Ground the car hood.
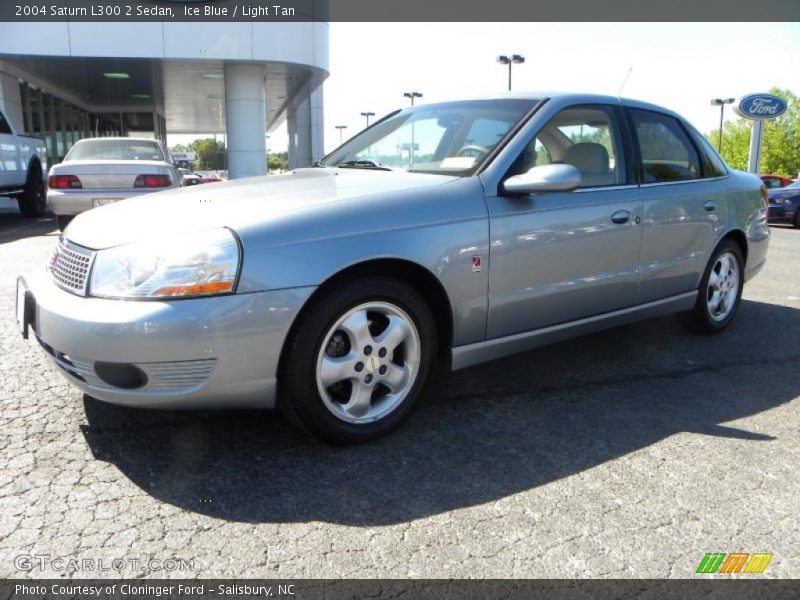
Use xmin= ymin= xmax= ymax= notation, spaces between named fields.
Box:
xmin=65 ymin=167 xmax=459 ymax=249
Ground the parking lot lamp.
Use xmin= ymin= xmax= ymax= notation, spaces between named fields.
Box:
xmin=710 ymin=97 xmax=735 ymax=152
xmin=403 ymin=92 xmax=423 ymax=106
xmin=335 ymin=125 xmax=348 ymax=144
xmin=497 ymin=54 xmax=525 ymax=91
xmin=361 ymin=111 xmax=375 ymax=128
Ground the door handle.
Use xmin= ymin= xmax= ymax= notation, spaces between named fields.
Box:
xmin=611 ymin=210 xmax=630 ymax=224
xmin=704 ymin=201 xmax=717 ymax=212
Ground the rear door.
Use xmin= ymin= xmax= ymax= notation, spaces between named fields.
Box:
xmin=627 ymin=108 xmax=727 ymax=303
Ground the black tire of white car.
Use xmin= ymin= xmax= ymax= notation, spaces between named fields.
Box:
xmin=680 ymin=239 xmax=745 ymax=334
xmin=279 ymin=277 xmax=436 ymax=444
xmin=56 ymin=215 xmax=73 ymax=231
xmin=17 ymin=166 xmax=46 ymax=218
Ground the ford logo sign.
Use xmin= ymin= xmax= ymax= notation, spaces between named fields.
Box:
xmin=733 ymin=94 xmax=788 ymax=121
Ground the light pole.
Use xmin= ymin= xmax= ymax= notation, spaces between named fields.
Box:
xmin=360 ymin=111 xmax=375 ymax=128
xmin=497 ymin=54 xmax=525 ymax=91
xmin=335 ymin=125 xmax=347 ymax=144
xmin=710 ymin=97 xmax=735 ymax=153
xmin=403 ymin=91 xmax=423 ymax=106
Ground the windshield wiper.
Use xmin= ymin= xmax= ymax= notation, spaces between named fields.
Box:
xmin=335 ymin=160 xmax=394 ymax=171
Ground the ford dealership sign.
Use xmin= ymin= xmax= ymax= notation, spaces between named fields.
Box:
xmin=734 ymin=94 xmax=788 ymax=120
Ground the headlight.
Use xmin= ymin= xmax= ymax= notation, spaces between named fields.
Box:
xmin=90 ymin=228 xmax=240 ymax=299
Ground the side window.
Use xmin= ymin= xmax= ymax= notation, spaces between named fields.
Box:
xmin=685 ymin=123 xmax=727 ymax=178
xmin=509 ymin=105 xmax=627 ymax=187
xmin=630 ymin=109 xmax=702 ymax=183
xmin=0 ymin=110 xmax=12 ymax=135
xmin=762 ymin=177 xmax=781 ymax=189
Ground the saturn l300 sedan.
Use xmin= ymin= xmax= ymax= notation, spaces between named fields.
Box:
xmin=17 ymin=92 xmax=769 ymax=443
xmin=47 ymin=137 xmax=181 ymax=231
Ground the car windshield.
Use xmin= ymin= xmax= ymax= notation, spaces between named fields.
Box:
xmin=321 ymin=99 xmax=538 ymax=175
xmin=784 ymin=180 xmax=800 ymax=189
xmin=66 ymin=140 xmax=164 ymax=161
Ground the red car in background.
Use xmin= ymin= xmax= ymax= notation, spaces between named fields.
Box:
xmin=760 ymin=174 xmax=795 ymax=189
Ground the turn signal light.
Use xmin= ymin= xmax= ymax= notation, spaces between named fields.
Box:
xmin=152 ymin=281 xmax=234 ymax=297
xmin=134 ymin=174 xmax=172 ymax=188
xmin=48 ymin=175 xmax=82 ymax=189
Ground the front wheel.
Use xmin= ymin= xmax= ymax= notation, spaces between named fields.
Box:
xmin=56 ymin=215 xmax=73 ymax=231
xmin=679 ymin=240 xmax=744 ymax=334
xmin=279 ymin=277 xmax=436 ymax=444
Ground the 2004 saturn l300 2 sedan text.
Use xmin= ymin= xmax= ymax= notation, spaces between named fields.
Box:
xmin=17 ymin=93 xmax=769 ymax=444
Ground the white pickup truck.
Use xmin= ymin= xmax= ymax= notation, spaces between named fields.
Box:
xmin=0 ymin=107 xmax=47 ymax=217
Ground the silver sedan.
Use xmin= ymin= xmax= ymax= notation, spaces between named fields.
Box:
xmin=47 ymin=137 xmax=181 ymax=231
xmin=18 ymin=93 xmax=769 ymax=443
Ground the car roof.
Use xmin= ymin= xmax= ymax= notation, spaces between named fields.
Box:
xmin=73 ymin=137 xmax=163 ymax=144
xmin=412 ymin=91 xmax=687 ymax=122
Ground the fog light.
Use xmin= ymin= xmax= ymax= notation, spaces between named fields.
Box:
xmin=94 ymin=362 xmax=148 ymax=389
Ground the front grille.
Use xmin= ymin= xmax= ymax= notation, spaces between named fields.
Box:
xmin=50 ymin=238 xmax=95 ymax=295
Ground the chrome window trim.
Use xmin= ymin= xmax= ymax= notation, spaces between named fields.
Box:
xmin=573 ymin=184 xmax=640 ymax=193
xmin=639 ymin=174 xmax=731 ymax=188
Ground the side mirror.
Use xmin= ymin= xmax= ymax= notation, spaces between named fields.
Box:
xmin=502 ymin=164 xmax=582 ymax=195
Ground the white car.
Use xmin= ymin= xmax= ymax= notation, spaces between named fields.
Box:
xmin=0 ymin=106 xmax=47 ymax=216
xmin=48 ymin=137 xmax=180 ymax=230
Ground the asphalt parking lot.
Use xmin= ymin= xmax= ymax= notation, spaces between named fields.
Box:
xmin=0 ymin=209 xmax=798 ymax=579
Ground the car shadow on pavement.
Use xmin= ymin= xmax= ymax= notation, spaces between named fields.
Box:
xmin=0 ymin=211 xmax=57 ymax=244
xmin=80 ymin=299 xmax=800 ymax=526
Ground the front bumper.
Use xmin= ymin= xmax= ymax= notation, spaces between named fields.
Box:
xmin=767 ymin=205 xmax=796 ymax=223
xmin=47 ymin=188 xmax=150 ymax=216
xmin=24 ymin=271 xmax=314 ymax=409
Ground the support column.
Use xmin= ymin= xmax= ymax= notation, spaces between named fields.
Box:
xmin=288 ymin=85 xmax=324 ymax=169
xmin=287 ymin=108 xmax=298 ymax=170
xmin=224 ymin=63 xmax=267 ymax=179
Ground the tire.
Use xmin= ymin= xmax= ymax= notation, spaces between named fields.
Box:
xmin=56 ymin=215 xmax=73 ymax=231
xmin=793 ymin=211 xmax=800 ymax=229
xmin=279 ymin=276 xmax=436 ymax=444
xmin=679 ymin=239 xmax=745 ymax=334
xmin=17 ymin=164 xmax=46 ymax=218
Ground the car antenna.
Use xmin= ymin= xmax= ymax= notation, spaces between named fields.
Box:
xmin=617 ymin=66 xmax=633 ymax=98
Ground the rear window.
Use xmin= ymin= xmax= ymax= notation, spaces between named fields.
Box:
xmin=66 ymin=140 xmax=164 ymax=161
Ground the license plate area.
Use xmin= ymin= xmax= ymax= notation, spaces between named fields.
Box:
xmin=93 ymin=197 xmax=122 ymax=207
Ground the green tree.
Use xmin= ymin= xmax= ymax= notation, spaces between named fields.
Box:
xmin=168 ymin=143 xmax=189 ymax=154
xmin=267 ymin=151 xmax=288 ymax=173
xmin=706 ymin=88 xmax=800 ymax=177
xmin=188 ymin=138 xmax=227 ymax=170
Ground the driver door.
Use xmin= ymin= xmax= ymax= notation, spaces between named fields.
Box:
xmin=485 ymin=104 xmax=644 ymax=338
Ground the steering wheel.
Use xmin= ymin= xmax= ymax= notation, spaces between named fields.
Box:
xmin=457 ymin=144 xmax=490 ymax=159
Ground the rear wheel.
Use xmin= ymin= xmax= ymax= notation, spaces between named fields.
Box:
xmin=17 ymin=165 xmax=46 ymax=218
xmin=279 ymin=277 xmax=436 ymax=444
xmin=793 ymin=210 xmax=800 ymax=229
xmin=56 ymin=215 xmax=73 ymax=231
xmin=679 ymin=240 xmax=744 ymax=334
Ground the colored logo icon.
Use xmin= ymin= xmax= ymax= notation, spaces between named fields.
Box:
xmin=696 ymin=552 xmax=773 ymax=574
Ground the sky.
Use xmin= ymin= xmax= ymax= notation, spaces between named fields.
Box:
xmin=170 ymin=22 xmax=800 ymax=156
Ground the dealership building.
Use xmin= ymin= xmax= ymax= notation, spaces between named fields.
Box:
xmin=0 ymin=19 xmax=328 ymax=177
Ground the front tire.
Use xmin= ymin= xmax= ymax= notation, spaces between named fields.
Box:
xmin=679 ymin=240 xmax=744 ymax=334
xmin=279 ymin=277 xmax=436 ymax=444
xmin=17 ymin=166 xmax=46 ymax=218
xmin=56 ymin=215 xmax=73 ymax=231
